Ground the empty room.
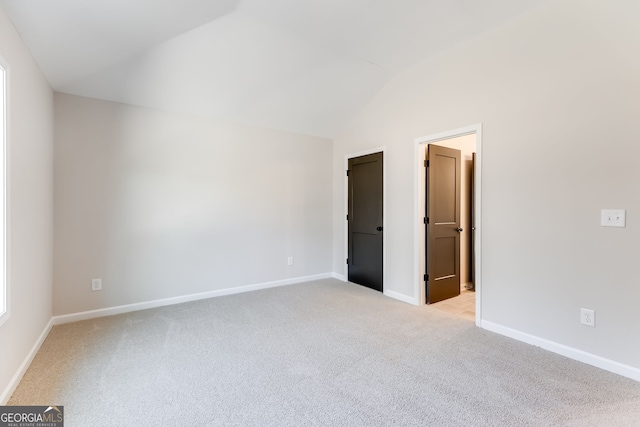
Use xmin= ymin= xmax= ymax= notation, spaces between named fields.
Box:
xmin=0 ymin=0 xmax=639 ymax=425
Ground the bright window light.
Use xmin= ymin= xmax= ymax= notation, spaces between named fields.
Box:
xmin=0 ymin=62 xmax=6 ymax=323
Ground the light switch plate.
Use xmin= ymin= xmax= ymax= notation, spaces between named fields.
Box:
xmin=601 ymin=209 xmax=625 ymax=227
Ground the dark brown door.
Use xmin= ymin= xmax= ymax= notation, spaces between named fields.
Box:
xmin=348 ymin=152 xmax=383 ymax=292
xmin=426 ymin=144 xmax=461 ymax=303
xmin=470 ymin=152 xmax=476 ymax=291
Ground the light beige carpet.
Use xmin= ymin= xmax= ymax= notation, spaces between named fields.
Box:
xmin=9 ymin=279 xmax=640 ymax=426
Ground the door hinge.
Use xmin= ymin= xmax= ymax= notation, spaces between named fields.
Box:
xmin=346 ymin=258 xmax=349 ymax=265
xmin=424 ymin=274 xmax=429 ymax=282
xmin=346 ymin=214 xmax=349 ymax=221
xmin=425 ymin=217 xmax=429 ymax=224
xmin=424 ymin=160 xmax=429 ymax=168
xmin=346 ymin=170 xmax=350 ymax=176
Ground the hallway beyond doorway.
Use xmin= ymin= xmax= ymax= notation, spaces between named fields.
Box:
xmin=429 ymin=288 xmax=475 ymax=322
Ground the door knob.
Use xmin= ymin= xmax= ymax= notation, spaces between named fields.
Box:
xmin=455 ymin=228 xmax=463 ymax=232
xmin=376 ymin=226 xmax=383 ymax=231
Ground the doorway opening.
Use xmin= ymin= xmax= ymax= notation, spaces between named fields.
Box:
xmin=414 ymin=125 xmax=482 ymax=325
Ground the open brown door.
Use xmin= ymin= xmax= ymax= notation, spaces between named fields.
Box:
xmin=426 ymin=144 xmax=461 ymax=303
xmin=348 ymin=152 xmax=383 ymax=292
xmin=470 ymin=152 xmax=476 ymax=291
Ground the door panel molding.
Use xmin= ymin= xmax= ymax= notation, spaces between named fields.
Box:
xmin=427 ymin=144 xmax=462 ymax=303
xmin=343 ymin=146 xmax=386 ymax=290
xmin=414 ymin=124 xmax=482 ymax=325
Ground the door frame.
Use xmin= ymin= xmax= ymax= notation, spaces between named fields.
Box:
xmin=414 ymin=124 xmax=482 ymax=325
xmin=344 ymin=147 xmax=387 ymax=291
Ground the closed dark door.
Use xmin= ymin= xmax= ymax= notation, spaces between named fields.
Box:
xmin=426 ymin=144 xmax=461 ymax=303
xmin=348 ymin=152 xmax=383 ymax=292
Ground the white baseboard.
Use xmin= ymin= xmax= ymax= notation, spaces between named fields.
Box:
xmin=384 ymin=289 xmax=419 ymax=305
xmin=333 ymin=273 xmax=418 ymax=305
xmin=53 ymin=273 xmax=333 ymax=325
xmin=0 ymin=318 xmax=54 ymax=405
xmin=481 ymin=320 xmax=640 ymax=382
xmin=332 ymin=272 xmax=346 ymax=281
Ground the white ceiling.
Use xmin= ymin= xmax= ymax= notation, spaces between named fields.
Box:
xmin=0 ymin=0 xmax=544 ymax=138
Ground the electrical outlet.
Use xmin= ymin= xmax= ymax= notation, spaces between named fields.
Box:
xmin=287 ymin=256 xmax=294 ymax=266
xmin=580 ymin=308 xmax=595 ymax=327
xmin=91 ymin=278 xmax=102 ymax=291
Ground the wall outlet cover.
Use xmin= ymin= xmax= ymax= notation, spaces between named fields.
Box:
xmin=580 ymin=308 xmax=595 ymax=327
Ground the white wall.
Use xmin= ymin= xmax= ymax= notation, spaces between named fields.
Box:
xmin=0 ymin=7 xmax=54 ymax=401
xmin=333 ymin=0 xmax=640 ymax=371
xmin=54 ymin=93 xmax=332 ymax=315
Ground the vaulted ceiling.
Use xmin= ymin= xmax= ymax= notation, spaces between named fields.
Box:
xmin=0 ymin=0 xmax=544 ymax=137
